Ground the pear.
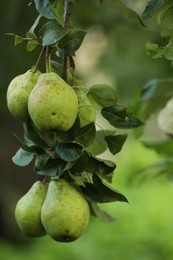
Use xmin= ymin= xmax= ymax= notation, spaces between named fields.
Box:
xmin=7 ymin=69 xmax=41 ymax=120
xmin=28 ymin=73 xmax=78 ymax=132
xmin=74 ymin=86 xmax=96 ymax=127
xmin=41 ymin=179 xmax=90 ymax=242
xmin=15 ymin=181 xmax=48 ymax=237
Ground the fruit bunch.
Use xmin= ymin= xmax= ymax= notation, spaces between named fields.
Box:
xmin=15 ymin=179 xmax=90 ymax=242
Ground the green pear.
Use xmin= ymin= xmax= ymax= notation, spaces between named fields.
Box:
xmin=15 ymin=181 xmax=48 ymax=237
xmin=74 ymin=86 xmax=96 ymax=127
xmin=7 ymin=69 xmax=41 ymax=120
xmin=41 ymin=179 xmax=90 ymax=242
xmin=28 ymin=73 xmax=78 ymax=132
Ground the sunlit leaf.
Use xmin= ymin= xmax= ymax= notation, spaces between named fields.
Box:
xmin=33 ymin=0 xmax=56 ymax=19
xmin=88 ymin=84 xmax=117 ymax=107
xmin=12 ymin=148 xmax=35 ymax=166
xmin=39 ymin=20 xmax=69 ymax=46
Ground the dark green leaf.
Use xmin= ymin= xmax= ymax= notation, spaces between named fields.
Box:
xmin=105 ymin=134 xmax=127 ymax=155
xmin=55 ymin=141 xmax=83 ymax=162
xmin=13 ymin=134 xmax=35 ymax=153
xmin=58 ymin=30 xmax=86 ymax=53
xmin=34 ymin=154 xmax=50 ymax=170
xmin=35 ymin=157 xmax=67 ymax=176
xmin=88 ymin=84 xmax=117 ymax=107
xmin=70 ymin=152 xmax=89 ymax=174
xmin=86 ymin=155 xmax=116 ymax=182
xmin=81 ymin=174 xmax=127 ymax=203
xmin=90 ymin=202 xmax=116 ymax=223
xmin=76 ymin=122 xmax=96 ymax=147
xmin=87 ymin=130 xmax=115 ymax=155
xmin=114 ymin=0 xmax=145 ymax=26
xmin=39 ymin=20 xmax=69 ymax=46
xmin=24 ymin=119 xmax=48 ymax=148
xmin=101 ymin=105 xmax=144 ymax=129
xmin=142 ymin=0 xmax=165 ymax=20
xmin=48 ymin=0 xmax=64 ymax=24
xmin=12 ymin=148 xmax=35 ymax=166
xmin=33 ymin=0 xmax=56 ymax=19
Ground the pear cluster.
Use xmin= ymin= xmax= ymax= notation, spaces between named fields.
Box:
xmin=15 ymin=179 xmax=90 ymax=242
xmin=7 ymin=70 xmax=96 ymax=131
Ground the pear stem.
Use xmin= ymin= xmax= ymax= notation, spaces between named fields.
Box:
xmin=34 ymin=46 xmax=45 ymax=72
xmin=45 ymin=45 xmax=52 ymax=73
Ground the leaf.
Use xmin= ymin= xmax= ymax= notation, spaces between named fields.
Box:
xmin=114 ymin=0 xmax=145 ymax=26
xmin=70 ymin=152 xmax=89 ymax=174
xmin=48 ymin=0 xmax=64 ymax=24
xmin=87 ymin=130 xmax=115 ymax=155
xmin=12 ymin=148 xmax=35 ymax=166
xmin=6 ymin=33 xmax=25 ymax=46
xmin=13 ymin=134 xmax=36 ymax=153
xmin=142 ymin=0 xmax=166 ymax=20
xmin=158 ymin=6 xmax=173 ymax=38
xmin=33 ymin=0 xmax=56 ymax=19
xmin=75 ymin=122 xmax=96 ymax=147
xmin=55 ymin=141 xmax=83 ymax=162
xmin=101 ymin=105 xmax=144 ymax=129
xmin=34 ymin=154 xmax=50 ymax=170
xmin=39 ymin=20 xmax=69 ymax=46
xmin=105 ymin=134 xmax=127 ymax=155
xmin=86 ymin=155 xmax=116 ymax=182
xmin=90 ymin=202 xmax=116 ymax=223
xmin=35 ymin=157 xmax=67 ymax=176
xmin=26 ymin=15 xmax=42 ymax=38
xmin=87 ymin=84 xmax=117 ymax=107
xmin=81 ymin=174 xmax=128 ymax=203
xmin=58 ymin=29 xmax=86 ymax=53
xmin=23 ymin=119 xmax=48 ymax=148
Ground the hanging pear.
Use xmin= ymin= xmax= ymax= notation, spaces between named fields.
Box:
xmin=15 ymin=181 xmax=48 ymax=237
xmin=28 ymin=72 xmax=78 ymax=132
xmin=41 ymin=179 xmax=90 ymax=242
xmin=7 ymin=69 xmax=41 ymax=120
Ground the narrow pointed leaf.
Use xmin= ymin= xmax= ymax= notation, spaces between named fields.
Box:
xmin=105 ymin=134 xmax=127 ymax=155
xmin=90 ymin=202 xmax=116 ymax=223
xmin=76 ymin=122 xmax=96 ymax=147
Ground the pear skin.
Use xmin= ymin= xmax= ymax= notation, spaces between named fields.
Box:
xmin=7 ymin=69 xmax=41 ymax=120
xmin=41 ymin=179 xmax=90 ymax=242
xmin=28 ymin=72 xmax=78 ymax=132
xmin=15 ymin=181 xmax=48 ymax=237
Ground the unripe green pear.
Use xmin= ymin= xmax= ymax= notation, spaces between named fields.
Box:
xmin=74 ymin=86 xmax=96 ymax=127
xmin=28 ymin=72 xmax=78 ymax=132
xmin=41 ymin=179 xmax=90 ymax=242
xmin=7 ymin=69 xmax=41 ymax=120
xmin=15 ymin=181 xmax=48 ymax=237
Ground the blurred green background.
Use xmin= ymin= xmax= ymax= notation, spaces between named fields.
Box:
xmin=1 ymin=1 xmax=173 ymax=259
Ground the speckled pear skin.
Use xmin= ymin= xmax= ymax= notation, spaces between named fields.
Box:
xmin=74 ymin=86 xmax=96 ymax=127
xmin=7 ymin=69 xmax=41 ymax=120
xmin=28 ymin=72 xmax=78 ymax=132
xmin=15 ymin=181 xmax=48 ymax=237
xmin=41 ymin=179 xmax=90 ymax=242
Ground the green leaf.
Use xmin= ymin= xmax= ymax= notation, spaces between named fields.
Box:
xmin=26 ymin=41 xmax=38 ymax=52
xmin=114 ymin=0 xmax=145 ymax=26
xmin=26 ymin=15 xmax=42 ymax=39
xmin=105 ymin=134 xmax=127 ymax=155
xmin=55 ymin=141 xmax=83 ymax=162
xmin=48 ymin=0 xmax=64 ymax=24
xmin=70 ymin=152 xmax=89 ymax=174
xmin=34 ymin=154 xmax=50 ymax=170
xmin=81 ymin=174 xmax=127 ymax=203
xmin=12 ymin=148 xmax=35 ymax=166
xmin=143 ymin=140 xmax=173 ymax=156
xmin=24 ymin=119 xmax=48 ymax=149
xmin=35 ymin=157 xmax=67 ymax=176
xmin=88 ymin=84 xmax=117 ymax=107
xmin=39 ymin=20 xmax=69 ymax=46
xmin=6 ymin=33 xmax=25 ymax=46
xmin=13 ymin=134 xmax=36 ymax=153
xmin=75 ymin=122 xmax=96 ymax=147
xmin=33 ymin=0 xmax=56 ymax=19
xmin=90 ymin=202 xmax=116 ymax=223
xmin=87 ymin=130 xmax=115 ymax=155
xmin=101 ymin=105 xmax=144 ymax=129
xmin=58 ymin=29 xmax=86 ymax=53
xmin=142 ymin=0 xmax=165 ymax=20
xmin=86 ymin=155 xmax=116 ymax=182
xmin=159 ymin=6 xmax=173 ymax=38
